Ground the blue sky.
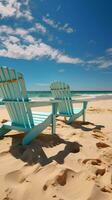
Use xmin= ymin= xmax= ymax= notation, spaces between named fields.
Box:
xmin=0 ymin=0 xmax=112 ymax=91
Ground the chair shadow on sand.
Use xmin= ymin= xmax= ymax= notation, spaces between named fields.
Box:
xmin=8 ymin=133 xmax=82 ymax=166
xmin=57 ymin=118 xmax=105 ymax=132
xmin=2 ymin=119 xmax=104 ymax=167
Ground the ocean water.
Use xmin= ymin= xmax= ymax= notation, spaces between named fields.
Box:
xmin=0 ymin=91 xmax=112 ymax=106
xmin=28 ymin=91 xmax=112 ymax=99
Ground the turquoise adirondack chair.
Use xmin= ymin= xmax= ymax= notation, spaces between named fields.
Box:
xmin=0 ymin=67 xmax=56 ymax=145
xmin=50 ymin=81 xmax=88 ymax=124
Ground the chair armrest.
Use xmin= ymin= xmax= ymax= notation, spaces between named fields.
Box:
xmin=50 ymin=98 xmax=88 ymax=108
xmin=71 ymin=99 xmax=88 ymax=109
xmin=71 ymin=99 xmax=87 ymax=103
xmin=29 ymin=101 xmax=51 ymax=107
xmin=50 ymin=98 xmax=88 ymax=103
xmin=82 ymin=101 xmax=88 ymax=109
xmin=29 ymin=100 xmax=58 ymax=116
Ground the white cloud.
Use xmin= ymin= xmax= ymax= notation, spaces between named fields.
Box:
xmin=35 ymin=23 xmax=47 ymax=34
xmin=0 ymin=26 xmax=29 ymax=37
xmin=1 ymin=25 xmax=111 ymax=69
xmin=0 ymin=25 xmax=34 ymax=42
xmin=56 ymin=54 xmax=83 ymax=64
xmin=15 ymin=28 xmax=29 ymax=36
xmin=106 ymin=48 xmax=112 ymax=56
xmin=0 ymin=0 xmax=33 ymax=21
xmin=0 ymin=23 xmax=47 ymax=37
xmin=0 ymin=26 xmax=82 ymax=64
xmin=43 ymin=16 xmax=75 ymax=33
xmin=25 ymin=35 xmax=35 ymax=43
xmin=43 ymin=16 xmax=58 ymax=28
xmin=1 ymin=26 xmax=111 ymax=69
xmin=87 ymin=56 xmax=112 ymax=69
xmin=6 ymin=35 xmax=20 ymax=43
xmin=58 ymin=23 xmax=74 ymax=33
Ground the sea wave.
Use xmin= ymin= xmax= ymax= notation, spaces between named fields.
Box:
xmin=0 ymin=93 xmax=112 ymax=106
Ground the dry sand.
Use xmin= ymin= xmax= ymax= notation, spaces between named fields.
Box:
xmin=0 ymin=99 xmax=112 ymax=200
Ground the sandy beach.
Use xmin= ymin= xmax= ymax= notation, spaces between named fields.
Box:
xmin=0 ymin=99 xmax=112 ymax=200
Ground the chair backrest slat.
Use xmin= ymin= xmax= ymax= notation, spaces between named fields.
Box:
xmin=17 ymin=72 xmax=34 ymax=128
xmin=8 ymin=68 xmax=30 ymax=128
xmin=0 ymin=67 xmax=34 ymax=128
xmin=0 ymin=67 xmax=19 ymax=123
xmin=50 ymin=81 xmax=74 ymax=116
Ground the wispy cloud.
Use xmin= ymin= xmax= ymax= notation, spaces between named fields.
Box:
xmin=58 ymin=69 xmax=65 ymax=73
xmin=0 ymin=25 xmax=29 ymax=36
xmin=35 ymin=23 xmax=47 ymax=34
xmin=87 ymin=56 xmax=112 ymax=69
xmin=43 ymin=15 xmax=75 ymax=33
xmin=0 ymin=24 xmax=47 ymax=40
xmin=0 ymin=25 xmax=35 ymax=44
xmin=0 ymin=25 xmax=82 ymax=64
xmin=56 ymin=55 xmax=83 ymax=64
xmin=0 ymin=9 xmax=112 ymax=72
xmin=88 ymin=40 xmax=96 ymax=45
xmin=106 ymin=48 xmax=112 ymax=56
xmin=0 ymin=0 xmax=33 ymax=21
xmin=56 ymin=5 xmax=61 ymax=12
xmin=0 ymin=25 xmax=111 ymax=69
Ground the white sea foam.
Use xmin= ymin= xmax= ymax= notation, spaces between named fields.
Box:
xmin=0 ymin=93 xmax=112 ymax=107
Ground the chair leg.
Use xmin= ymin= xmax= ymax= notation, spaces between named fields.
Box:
xmin=22 ymin=115 xmax=52 ymax=145
xmin=64 ymin=117 xmax=67 ymax=121
xmin=67 ymin=116 xmax=76 ymax=124
xmin=0 ymin=126 xmax=10 ymax=137
xmin=52 ymin=103 xmax=57 ymax=135
xmin=83 ymin=110 xmax=85 ymax=122
xmin=22 ymin=125 xmax=43 ymax=145
xmin=52 ymin=114 xmax=56 ymax=135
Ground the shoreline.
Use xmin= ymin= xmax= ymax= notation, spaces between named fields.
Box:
xmin=0 ymin=93 xmax=112 ymax=105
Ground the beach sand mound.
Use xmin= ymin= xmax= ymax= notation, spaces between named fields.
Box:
xmin=0 ymin=100 xmax=112 ymax=200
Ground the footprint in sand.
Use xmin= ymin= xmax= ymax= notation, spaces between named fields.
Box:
xmin=56 ymin=170 xmax=68 ymax=186
xmin=101 ymin=186 xmax=112 ymax=193
xmin=43 ymin=168 xmax=75 ymax=192
xmin=3 ymin=188 xmax=13 ymax=200
xmin=0 ymin=151 xmax=9 ymax=157
xmin=43 ymin=184 xmax=48 ymax=191
xmin=82 ymin=159 xmax=106 ymax=177
xmin=43 ymin=169 xmax=68 ymax=191
xmin=82 ymin=158 xmax=102 ymax=166
xmin=5 ymin=170 xmax=26 ymax=184
xmin=52 ymin=195 xmax=64 ymax=200
xmin=3 ymin=197 xmax=13 ymax=200
xmin=52 ymin=195 xmax=57 ymax=198
xmin=96 ymin=142 xmax=110 ymax=149
xmin=92 ymin=132 xmax=107 ymax=141
xmin=95 ymin=168 xmax=106 ymax=176
xmin=100 ymin=148 xmax=112 ymax=165
xmin=5 ymin=165 xmax=36 ymax=185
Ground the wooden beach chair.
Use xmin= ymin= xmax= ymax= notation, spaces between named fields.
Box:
xmin=50 ymin=81 xmax=88 ymax=124
xmin=0 ymin=67 xmax=56 ymax=145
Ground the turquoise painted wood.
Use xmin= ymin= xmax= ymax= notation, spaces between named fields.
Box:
xmin=0 ymin=67 xmax=56 ymax=145
xmin=50 ymin=81 xmax=88 ymax=124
